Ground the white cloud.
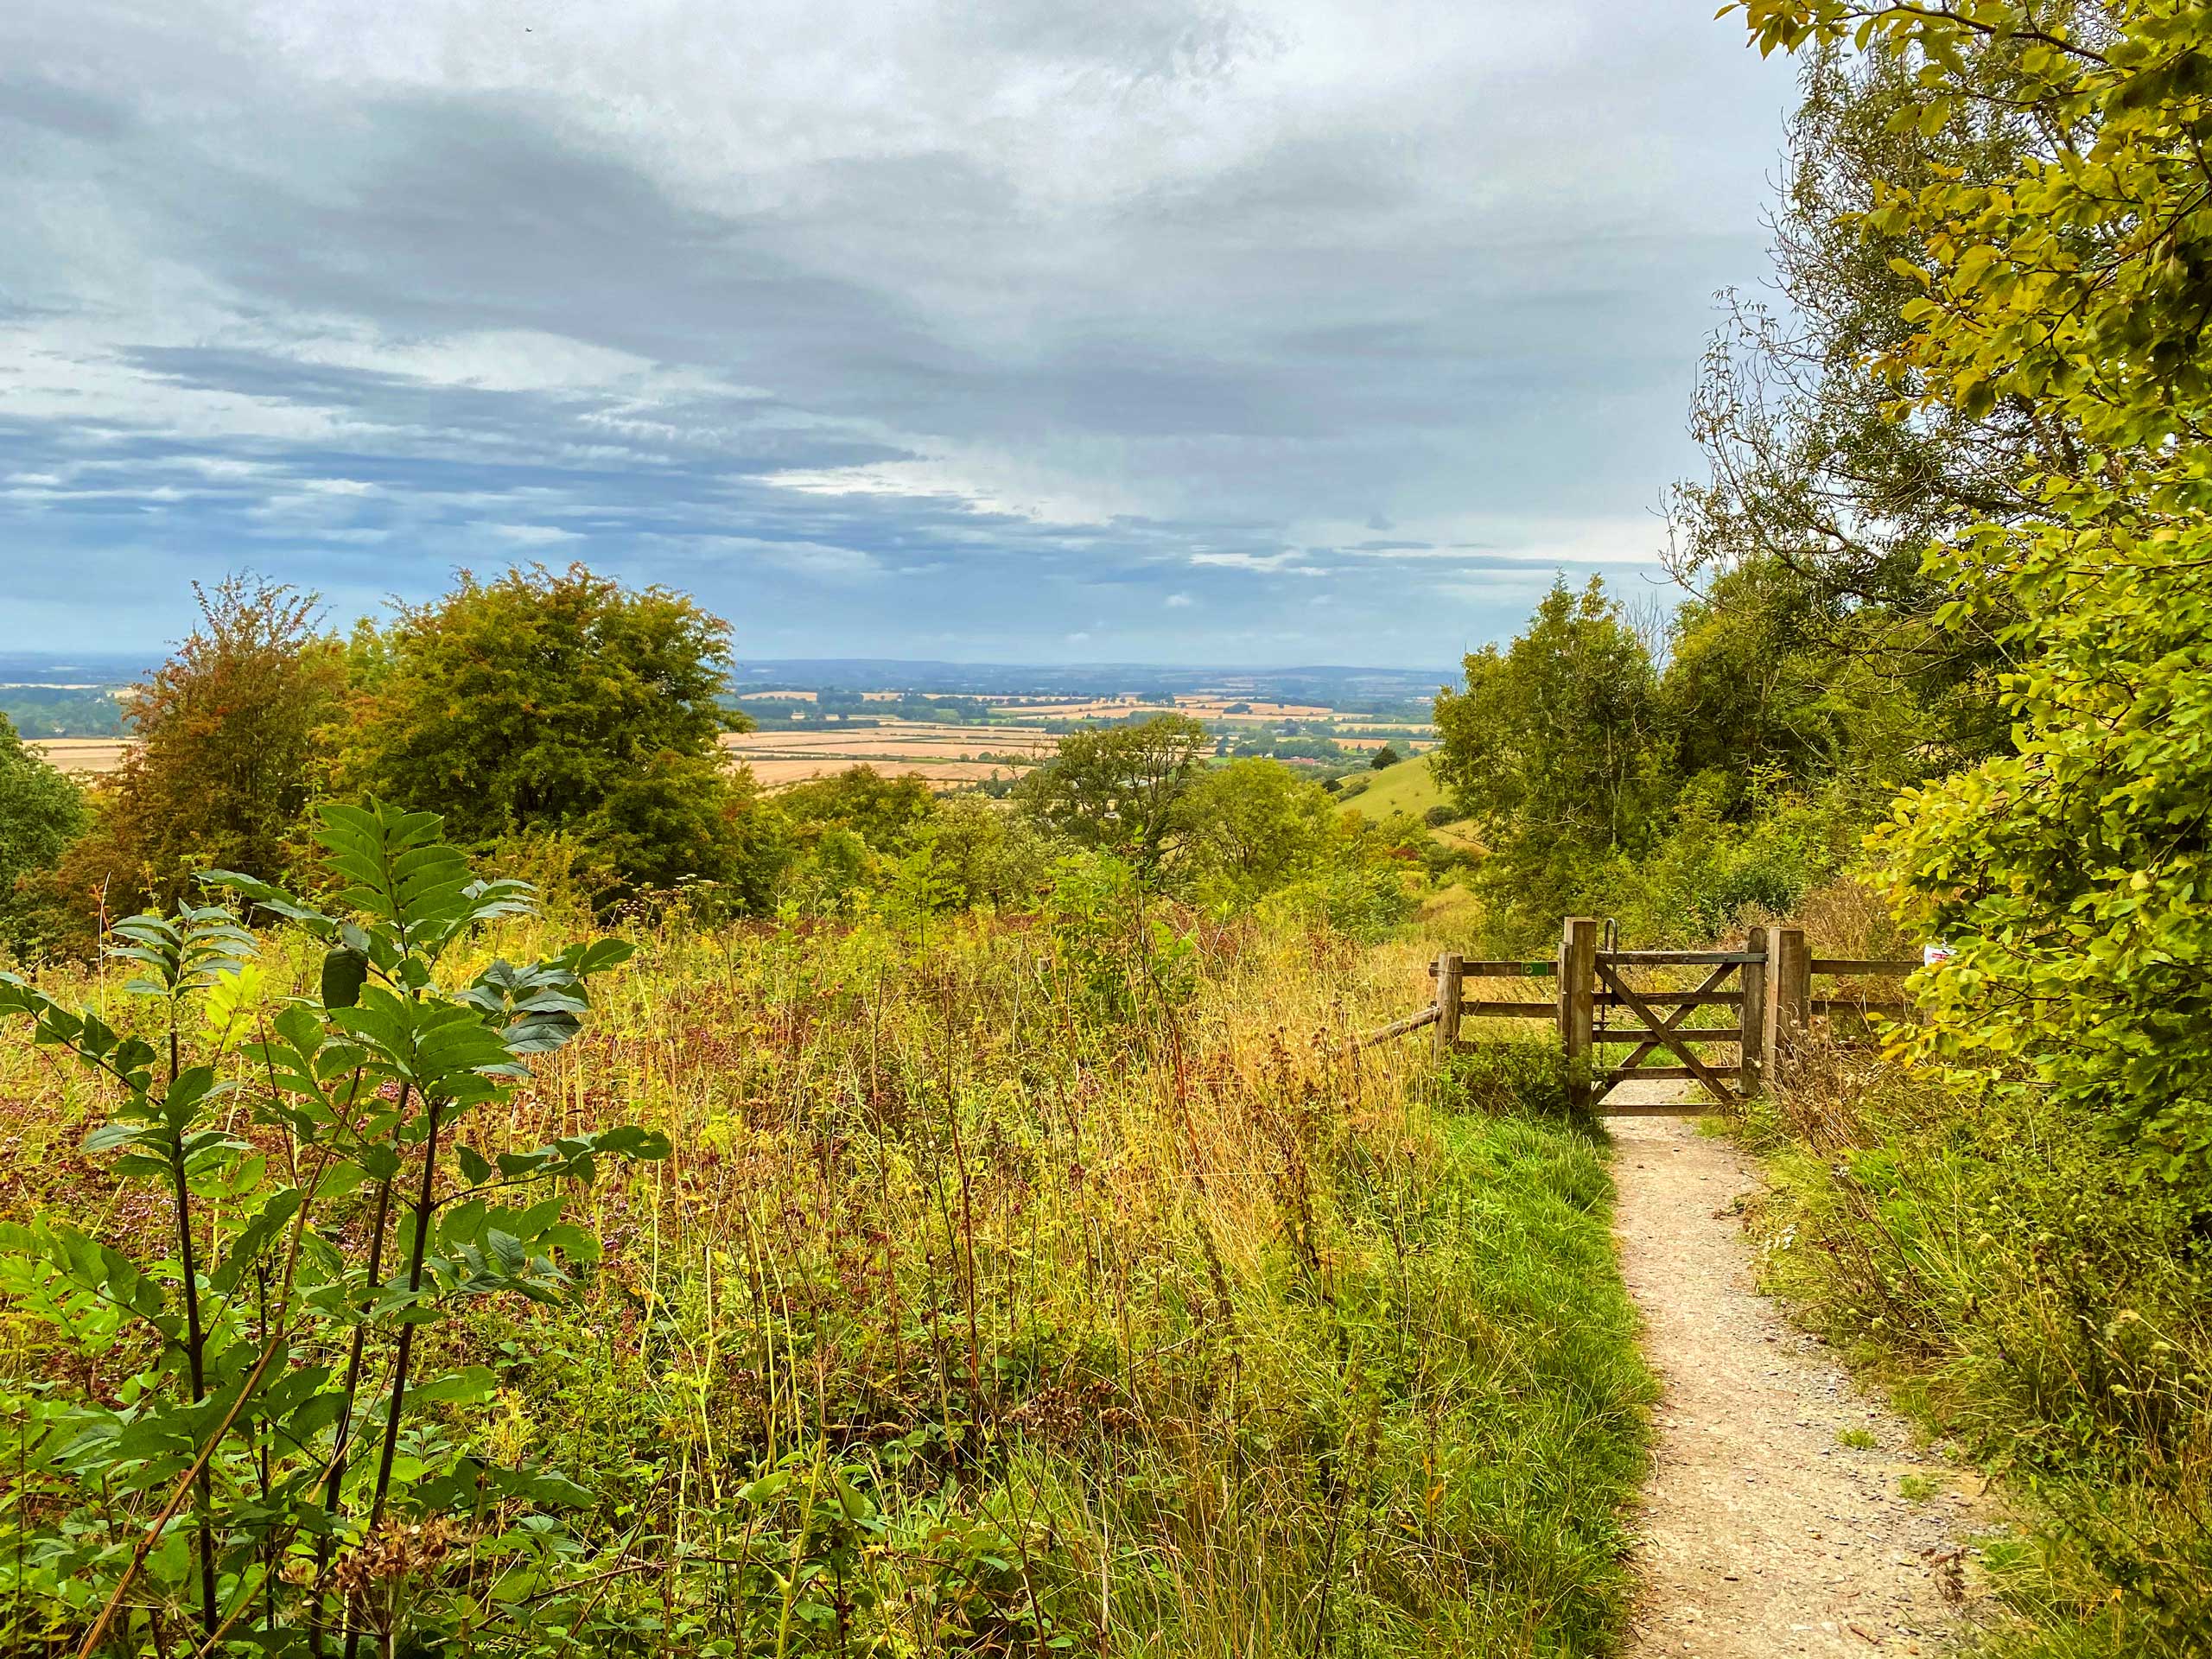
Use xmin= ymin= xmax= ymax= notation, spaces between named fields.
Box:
xmin=477 ymin=523 xmax=583 ymax=546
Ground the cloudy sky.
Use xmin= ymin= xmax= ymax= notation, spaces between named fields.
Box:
xmin=1 ymin=1 xmax=1789 ymax=666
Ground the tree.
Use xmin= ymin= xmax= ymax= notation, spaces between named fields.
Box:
xmin=59 ymin=575 xmax=345 ymax=923
xmin=1012 ymin=714 xmax=1209 ymax=874
xmin=918 ymin=792 xmax=1058 ymax=912
xmin=1664 ymin=24 xmax=2070 ymax=767
xmin=338 ymin=565 xmax=765 ymax=906
xmin=1733 ymin=2 xmax=2212 ymax=1185
xmin=1179 ymin=759 xmax=1338 ymax=902
xmin=1370 ymin=745 xmax=1401 ymax=770
xmin=778 ymin=766 xmax=938 ymax=856
xmin=0 ymin=714 xmax=86 ymax=954
xmin=1432 ymin=578 xmax=1671 ymax=936
xmin=1660 ymin=555 xmax=1944 ymax=821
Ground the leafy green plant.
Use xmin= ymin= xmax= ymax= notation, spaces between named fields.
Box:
xmin=1728 ymin=3 xmax=2212 ymax=1194
xmin=1043 ymin=851 xmax=1197 ymax=1026
xmin=0 ymin=801 xmax=666 ymax=1655
xmin=1432 ymin=1039 xmax=1579 ymax=1122
xmin=0 ymin=710 xmax=86 ymax=957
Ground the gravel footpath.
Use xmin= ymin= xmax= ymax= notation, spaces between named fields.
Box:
xmin=1611 ymin=1113 xmax=1982 ymax=1657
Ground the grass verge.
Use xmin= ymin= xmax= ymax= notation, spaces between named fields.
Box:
xmin=1734 ymin=1042 xmax=2212 ymax=1657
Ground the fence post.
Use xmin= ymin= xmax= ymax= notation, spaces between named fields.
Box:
xmin=1560 ymin=917 xmax=1599 ymax=1110
xmin=1433 ymin=952 xmax=1463 ymax=1057
xmin=1738 ymin=925 xmax=1770 ymax=1098
xmin=1766 ymin=925 xmax=1810 ymax=1083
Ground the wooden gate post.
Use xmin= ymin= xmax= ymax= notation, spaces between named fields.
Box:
xmin=1766 ymin=925 xmax=1810 ymax=1083
xmin=1738 ymin=925 xmax=1770 ymax=1097
xmin=1433 ymin=951 xmax=1463 ymax=1057
xmin=1559 ymin=917 xmax=1599 ymax=1110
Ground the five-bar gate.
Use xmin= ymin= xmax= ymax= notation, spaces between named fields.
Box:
xmin=1422 ymin=917 xmax=1914 ymax=1115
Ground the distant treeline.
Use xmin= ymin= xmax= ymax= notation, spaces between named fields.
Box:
xmin=0 ymin=564 xmax=1465 ymax=960
xmin=0 ymin=686 xmax=126 ymax=737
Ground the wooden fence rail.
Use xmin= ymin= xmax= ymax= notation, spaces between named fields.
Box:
xmin=1357 ymin=918 xmax=1922 ymax=1116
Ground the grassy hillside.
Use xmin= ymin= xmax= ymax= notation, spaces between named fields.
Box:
xmin=0 ymin=896 xmax=1651 ymax=1656
xmin=1337 ymin=754 xmax=1446 ymax=821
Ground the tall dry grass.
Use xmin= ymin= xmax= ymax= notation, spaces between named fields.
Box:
xmin=0 ymin=894 xmax=1653 ymax=1656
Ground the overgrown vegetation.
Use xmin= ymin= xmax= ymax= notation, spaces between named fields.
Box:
xmin=1411 ymin=5 xmax=2212 ymax=1649
xmin=0 ymin=842 xmax=1654 ymax=1654
xmin=1741 ymin=1026 xmax=2212 ymax=1657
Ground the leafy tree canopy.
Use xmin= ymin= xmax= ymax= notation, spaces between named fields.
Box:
xmin=59 ymin=575 xmax=344 ymax=923
xmin=778 ymin=766 xmax=938 ymax=855
xmin=0 ymin=714 xmax=86 ymax=954
xmin=338 ymin=564 xmax=764 ymax=906
xmin=1179 ymin=758 xmax=1339 ymax=903
xmin=1735 ymin=0 xmax=2212 ymax=1185
xmin=1433 ymin=578 xmax=1672 ymax=937
xmin=1012 ymin=714 xmax=1209 ymax=874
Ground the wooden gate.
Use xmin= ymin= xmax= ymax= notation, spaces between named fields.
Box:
xmin=1417 ymin=918 xmax=1915 ymax=1116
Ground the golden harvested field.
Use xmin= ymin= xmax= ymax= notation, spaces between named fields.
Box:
xmin=742 ymin=757 xmax=1031 ymax=787
xmin=719 ymin=721 xmax=1051 ymax=790
xmin=29 ymin=738 xmax=130 ymax=776
xmin=728 ymin=690 xmax=906 ymax=702
xmin=723 ymin=721 xmax=1053 ymax=753
xmin=1000 ymin=696 xmax=1340 ymax=720
xmin=28 ymin=716 xmax=1426 ymax=789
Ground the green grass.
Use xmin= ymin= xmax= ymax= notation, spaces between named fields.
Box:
xmin=1338 ymin=755 xmax=1450 ymax=823
xmin=0 ymin=904 xmax=1653 ymax=1656
xmin=1737 ymin=1047 xmax=2212 ymax=1657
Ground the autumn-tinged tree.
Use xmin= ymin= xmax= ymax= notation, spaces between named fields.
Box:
xmin=58 ymin=575 xmax=345 ymax=923
xmin=336 ymin=564 xmax=765 ymax=906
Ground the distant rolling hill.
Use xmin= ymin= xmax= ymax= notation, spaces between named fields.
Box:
xmin=1337 ymin=753 xmax=1445 ymax=819
xmin=1337 ymin=755 xmax=1482 ymax=852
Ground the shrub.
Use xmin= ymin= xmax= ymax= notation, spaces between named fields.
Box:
xmin=1433 ymin=1039 xmax=1579 ymax=1121
xmin=0 ymin=715 xmax=86 ymax=957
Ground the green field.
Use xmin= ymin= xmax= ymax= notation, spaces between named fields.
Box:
xmin=1337 ymin=753 xmax=1447 ymax=820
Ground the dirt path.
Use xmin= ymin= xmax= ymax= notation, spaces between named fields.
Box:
xmin=1610 ymin=1114 xmax=1980 ymax=1657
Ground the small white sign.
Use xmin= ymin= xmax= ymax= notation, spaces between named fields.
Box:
xmin=1923 ymin=942 xmax=1953 ymax=967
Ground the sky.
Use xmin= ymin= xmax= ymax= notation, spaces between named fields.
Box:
xmin=0 ymin=1 xmax=1791 ymax=667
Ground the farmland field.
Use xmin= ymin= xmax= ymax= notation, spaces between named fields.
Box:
xmin=1338 ymin=753 xmax=1446 ymax=819
xmin=31 ymin=707 xmax=1433 ymax=788
xmin=26 ymin=738 xmax=130 ymax=776
xmin=721 ymin=721 xmax=1052 ymax=789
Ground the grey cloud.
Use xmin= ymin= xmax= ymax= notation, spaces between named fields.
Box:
xmin=0 ymin=0 xmax=1789 ymax=662
xmin=0 ymin=73 xmax=131 ymax=141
